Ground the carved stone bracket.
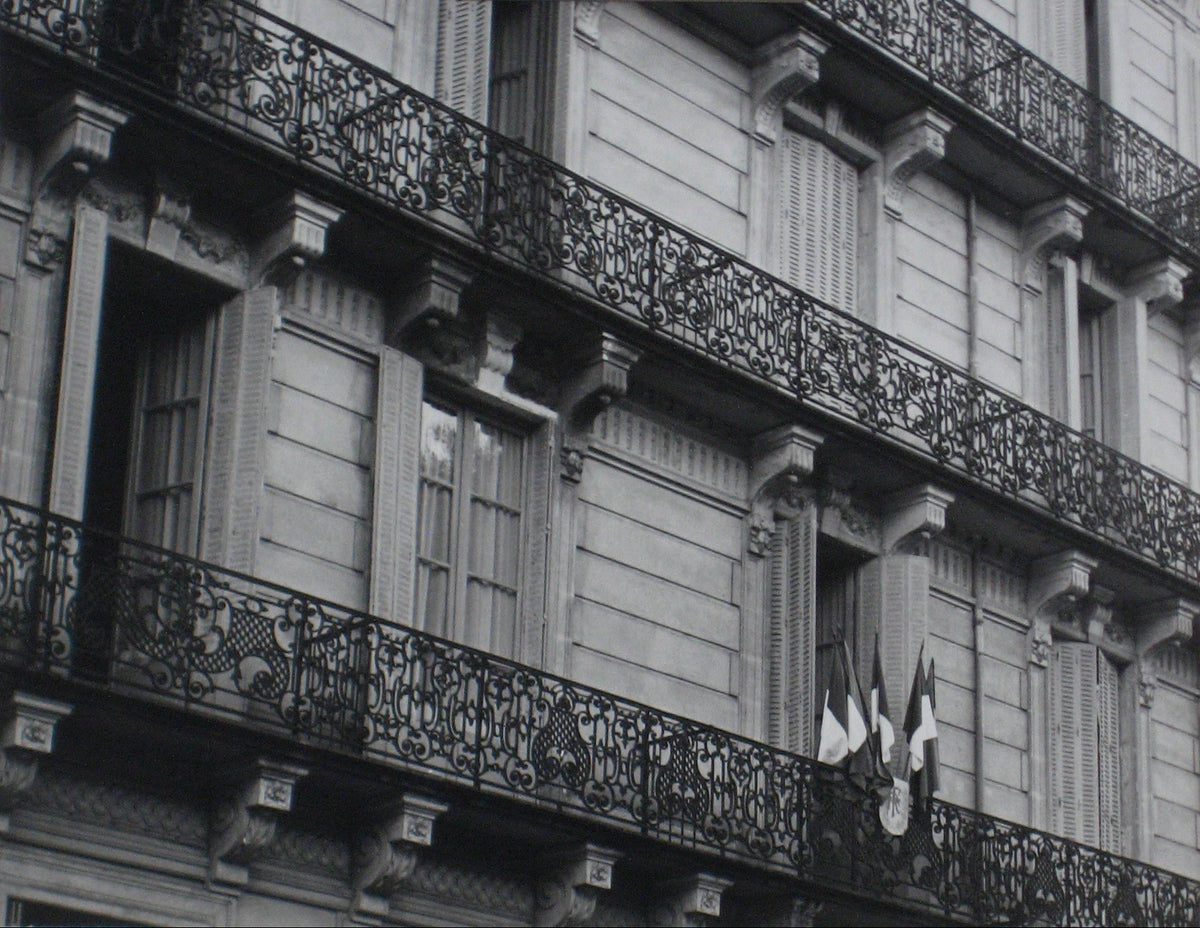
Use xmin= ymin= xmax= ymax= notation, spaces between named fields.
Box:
xmin=209 ymin=758 xmax=308 ymax=885
xmin=880 ymin=483 xmax=954 ymax=554
xmin=651 ymin=873 xmax=733 ymax=927
xmin=390 ymin=252 xmax=474 ymax=342
xmin=574 ymin=0 xmax=606 ymax=46
xmin=750 ymin=29 xmax=826 ymax=145
xmin=1019 ymin=196 xmax=1088 ymax=295
xmin=1027 ymin=549 xmax=1096 ymax=666
xmin=1133 ymin=597 xmax=1198 ymax=656
xmin=747 ymin=424 xmax=824 ymax=556
xmin=534 ymin=843 xmax=622 ymax=927
xmin=558 ymin=333 xmax=640 ymax=482
xmin=351 ymin=793 xmax=449 ymax=918
xmin=1138 ymin=663 xmax=1158 ymax=708
xmin=146 ymin=176 xmax=191 ymax=259
xmin=478 ymin=312 xmax=523 ymax=396
xmin=26 ymin=91 xmax=129 ymax=270
xmin=1126 ymin=256 xmax=1190 ymax=317
xmin=882 ymin=108 xmax=953 ymax=219
xmin=0 ymin=692 xmax=72 ymax=832
xmin=252 ymin=190 xmax=343 ymax=286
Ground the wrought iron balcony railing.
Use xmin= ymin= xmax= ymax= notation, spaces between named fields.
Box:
xmin=798 ymin=0 xmax=1200 ymax=259
xmin=4 ymin=4 xmax=1200 ymax=588
xmin=1 ymin=495 xmax=1197 ymax=925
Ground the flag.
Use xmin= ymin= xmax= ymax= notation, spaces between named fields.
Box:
xmin=869 ymin=637 xmax=895 ymax=785
xmin=842 ymin=640 xmax=873 ymax=788
xmin=924 ymin=657 xmax=941 ymax=801
xmin=903 ymin=650 xmax=940 ymax=809
xmin=817 ymin=647 xmax=849 ymax=765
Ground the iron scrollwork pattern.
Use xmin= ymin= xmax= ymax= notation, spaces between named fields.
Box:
xmin=0 ymin=496 xmax=1199 ymax=925
xmin=6 ymin=1 xmax=1200 ymax=586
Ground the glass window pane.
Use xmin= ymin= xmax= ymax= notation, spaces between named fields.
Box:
xmin=420 ymin=402 xmax=458 ymax=483
xmin=471 ymin=419 xmax=523 ymax=506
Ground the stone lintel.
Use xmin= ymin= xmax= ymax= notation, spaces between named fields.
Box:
xmin=390 ymin=253 xmax=474 ymax=341
xmin=1126 ymin=256 xmax=1190 ymax=317
xmin=1019 ymin=196 xmax=1089 ymax=294
xmin=1133 ymin=597 xmax=1198 ymax=655
xmin=1029 ymin=549 xmax=1096 ymax=620
xmin=534 ymin=843 xmax=623 ymax=927
xmin=882 ymin=108 xmax=953 ymax=219
xmin=35 ymin=91 xmax=129 ymax=194
xmin=750 ymin=28 xmax=827 ymax=145
xmin=252 ymin=190 xmax=343 ymax=285
xmin=880 ymin=483 xmax=954 ymax=553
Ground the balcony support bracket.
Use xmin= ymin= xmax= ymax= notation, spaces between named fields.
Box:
xmin=1027 ymin=549 xmax=1097 ymax=665
xmin=881 ymin=483 xmax=954 ymax=554
xmin=251 ymin=190 xmax=344 ymax=287
xmin=351 ymin=792 xmax=449 ymax=918
xmin=1020 ymin=197 xmax=1088 ymax=295
xmin=651 ymin=872 xmax=733 ymax=927
xmin=750 ymin=29 xmax=827 ymax=145
xmin=533 ymin=842 xmax=622 ymax=926
xmin=1127 ymin=256 xmax=1190 ymax=318
xmin=883 ymin=109 xmax=953 ymax=219
xmin=26 ymin=91 xmax=129 ymax=270
xmin=0 ymin=692 xmax=72 ymax=833
xmin=390 ymin=252 xmax=475 ymax=342
xmin=747 ymin=424 xmax=824 ymax=556
xmin=208 ymin=758 xmax=308 ymax=886
xmin=558 ymin=333 xmax=641 ymax=482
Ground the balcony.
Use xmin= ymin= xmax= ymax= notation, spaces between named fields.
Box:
xmin=0 ymin=494 xmax=1196 ymax=924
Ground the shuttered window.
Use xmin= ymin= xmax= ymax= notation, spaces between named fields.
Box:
xmin=1042 ymin=0 xmax=1089 ymax=86
xmin=1049 ymin=642 xmax=1123 ymax=853
xmin=768 ymin=505 xmax=817 ymax=754
xmin=416 ymin=398 xmax=535 ymax=656
xmin=1079 ymin=304 xmax=1106 ymax=441
xmin=126 ymin=314 xmax=213 ymax=554
xmin=435 ymin=0 xmax=491 ymax=123
xmin=489 ymin=1 xmax=553 ymax=150
xmin=777 ymin=130 xmax=858 ymax=313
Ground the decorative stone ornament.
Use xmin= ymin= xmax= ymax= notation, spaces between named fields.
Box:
xmin=208 ymin=758 xmax=308 ymax=885
xmin=0 ymin=692 xmax=72 ymax=832
xmin=880 ymin=483 xmax=954 ymax=554
xmin=351 ymin=793 xmax=449 ymax=918
xmin=1019 ymin=196 xmax=1088 ymax=295
xmin=252 ymin=190 xmax=344 ymax=286
xmin=558 ymin=333 xmax=640 ymax=482
xmin=651 ymin=873 xmax=733 ymax=927
xmin=746 ymin=424 xmax=824 ymax=556
xmin=1127 ymin=256 xmax=1189 ymax=318
xmin=882 ymin=109 xmax=953 ymax=219
xmin=533 ymin=843 xmax=622 ymax=926
xmin=750 ymin=29 xmax=827 ymax=145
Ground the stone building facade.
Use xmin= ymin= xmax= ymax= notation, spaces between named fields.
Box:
xmin=2 ymin=0 xmax=1200 ymax=924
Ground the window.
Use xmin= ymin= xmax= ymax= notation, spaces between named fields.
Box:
xmin=415 ymin=398 xmax=526 ymax=654
xmin=777 ymin=129 xmax=858 ymax=313
xmin=6 ymin=899 xmax=150 ymax=928
xmin=125 ymin=314 xmax=213 ymax=553
xmin=489 ymin=1 xmax=552 ymax=150
xmin=1049 ymin=641 xmax=1123 ymax=853
xmin=1078 ymin=288 xmax=1112 ymax=442
xmin=814 ymin=543 xmax=861 ymax=737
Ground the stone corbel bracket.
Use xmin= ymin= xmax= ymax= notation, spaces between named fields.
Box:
xmin=352 ymin=793 xmax=449 ymax=918
xmin=1127 ymin=256 xmax=1190 ymax=318
xmin=390 ymin=252 xmax=475 ymax=344
xmin=1027 ymin=549 xmax=1097 ymax=666
xmin=1131 ymin=598 xmax=1197 ymax=709
xmin=574 ymin=0 xmax=606 ymax=46
xmin=208 ymin=758 xmax=308 ymax=886
xmin=558 ymin=333 xmax=640 ymax=482
xmin=478 ymin=312 xmax=523 ymax=396
xmin=882 ymin=108 xmax=953 ymax=219
xmin=0 ymin=692 xmax=72 ymax=832
xmin=747 ymin=424 xmax=824 ymax=557
xmin=651 ymin=873 xmax=734 ymax=927
xmin=880 ymin=483 xmax=954 ymax=554
xmin=26 ymin=91 xmax=129 ymax=270
xmin=1019 ymin=196 xmax=1088 ymax=295
xmin=145 ymin=176 xmax=191 ymax=260
xmin=533 ymin=843 xmax=622 ymax=927
xmin=749 ymin=29 xmax=827 ymax=145
xmin=251 ymin=190 xmax=343 ymax=287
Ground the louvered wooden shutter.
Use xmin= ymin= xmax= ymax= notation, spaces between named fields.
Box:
xmin=436 ymin=0 xmax=491 ymax=123
xmin=768 ymin=505 xmax=817 ymax=753
xmin=1043 ymin=0 xmax=1087 ymax=85
xmin=1097 ymin=651 xmax=1123 ymax=854
xmin=519 ymin=421 xmax=553 ymax=665
xmin=370 ymin=346 xmax=424 ymax=624
xmin=778 ymin=131 xmax=858 ymax=313
xmin=50 ymin=204 xmax=109 ymax=519
xmin=200 ymin=287 xmax=276 ymax=573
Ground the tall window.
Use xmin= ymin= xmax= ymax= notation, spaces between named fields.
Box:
xmin=777 ymin=129 xmax=858 ymax=313
xmin=488 ymin=1 xmax=552 ymax=150
xmin=1078 ymin=292 xmax=1110 ymax=442
xmin=1049 ymin=641 xmax=1123 ymax=853
xmin=415 ymin=398 xmax=526 ymax=654
xmin=125 ymin=315 xmax=213 ymax=553
xmin=814 ymin=545 xmax=860 ymax=735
